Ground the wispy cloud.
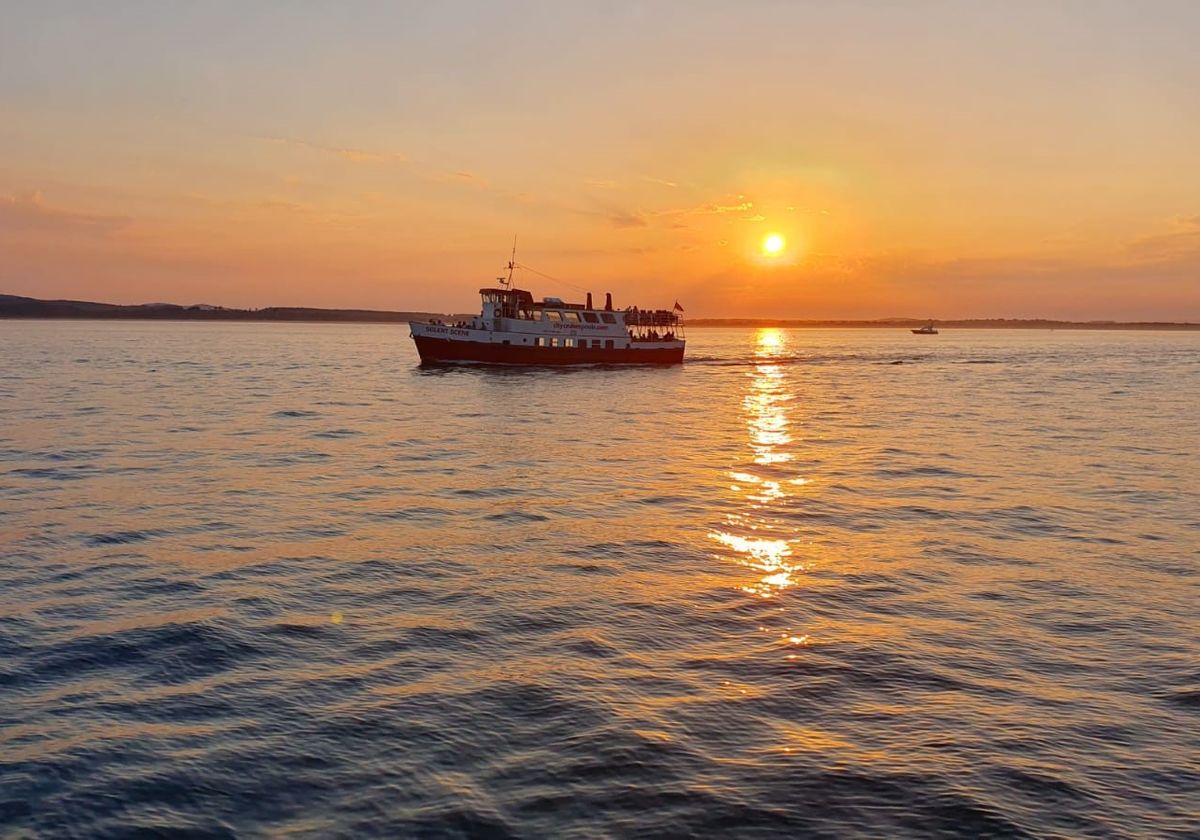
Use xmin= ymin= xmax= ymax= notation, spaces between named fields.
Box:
xmin=261 ymin=136 xmax=408 ymax=164
xmin=1125 ymin=213 xmax=1200 ymax=260
xmin=655 ymin=200 xmax=753 ymax=218
xmin=570 ymin=194 xmax=759 ymax=232
xmin=697 ymin=201 xmax=753 ymax=215
xmin=643 ymin=176 xmax=678 ymax=188
xmin=0 ymin=191 xmax=130 ymax=236
xmin=610 ymin=210 xmax=648 ymax=228
xmin=428 ymin=170 xmax=490 ymax=188
xmin=258 ymin=199 xmax=314 ymax=212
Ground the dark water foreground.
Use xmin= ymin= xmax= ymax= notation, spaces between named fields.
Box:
xmin=2 ymin=323 xmax=1197 ymax=838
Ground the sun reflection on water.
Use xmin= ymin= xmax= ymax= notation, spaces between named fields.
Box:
xmin=710 ymin=329 xmax=807 ymax=599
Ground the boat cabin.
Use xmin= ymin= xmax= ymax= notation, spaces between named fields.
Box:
xmin=479 ymin=287 xmax=535 ymax=319
xmin=473 ymin=286 xmax=683 ymax=342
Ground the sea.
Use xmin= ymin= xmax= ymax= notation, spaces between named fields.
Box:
xmin=1 ymin=321 xmax=1197 ymax=839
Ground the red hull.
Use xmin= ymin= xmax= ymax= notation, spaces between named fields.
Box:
xmin=414 ymin=336 xmax=683 ymax=366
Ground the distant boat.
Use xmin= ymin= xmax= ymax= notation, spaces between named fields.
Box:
xmin=912 ymin=321 xmax=938 ymax=335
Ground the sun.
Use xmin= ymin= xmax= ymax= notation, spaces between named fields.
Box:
xmin=763 ymin=233 xmax=785 ymax=256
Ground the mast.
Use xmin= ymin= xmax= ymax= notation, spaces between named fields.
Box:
xmin=503 ymin=235 xmax=517 ymax=289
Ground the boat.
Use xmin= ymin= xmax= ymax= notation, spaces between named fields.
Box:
xmin=911 ymin=321 xmax=938 ymax=335
xmin=409 ymin=254 xmax=685 ymax=365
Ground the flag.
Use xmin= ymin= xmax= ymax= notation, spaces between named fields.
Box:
xmin=673 ymin=301 xmax=684 ymax=312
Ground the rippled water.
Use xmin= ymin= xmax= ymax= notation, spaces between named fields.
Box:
xmin=2 ymin=321 xmax=1198 ymax=838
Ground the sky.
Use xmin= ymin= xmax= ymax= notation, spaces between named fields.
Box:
xmin=2 ymin=0 xmax=1199 ymax=319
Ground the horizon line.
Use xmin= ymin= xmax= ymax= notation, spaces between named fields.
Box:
xmin=3 ymin=292 xmax=1199 ymax=329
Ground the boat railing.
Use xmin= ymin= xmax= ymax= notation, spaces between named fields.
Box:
xmin=624 ymin=310 xmax=681 ymax=327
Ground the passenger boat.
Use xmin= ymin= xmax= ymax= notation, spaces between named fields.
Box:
xmin=911 ymin=321 xmax=938 ymax=335
xmin=409 ymin=256 xmax=685 ymax=365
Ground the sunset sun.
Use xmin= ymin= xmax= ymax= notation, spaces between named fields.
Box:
xmin=763 ymin=233 xmax=785 ymax=256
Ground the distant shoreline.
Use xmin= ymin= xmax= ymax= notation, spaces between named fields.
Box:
xmin=2 ymin=293 xmax=1197 ymax=330
xmin=687 ymin=318 xmax=1200 ymax=330
xmin=0 ymin=293 xmax=467 ymax=325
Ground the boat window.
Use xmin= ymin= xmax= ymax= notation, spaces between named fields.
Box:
xmin=581 ymin=312 xmax=598 ymax=323
xmin=563 ymin=311 xmax=581 ymax=322
xmin=564 ymin=338 xmax=575 ymax=348
xmin=550 ymin=337 xmax=560 ymax=347
xmin=592 ymin=340 xmax=602 ymax=348
xmin=605 ymin=340 xmax=614 ymax=349
xmin=546 ymin=311 xmax=562 ymax=322
xmin=600 ymin=313 xmax=616 ymax=324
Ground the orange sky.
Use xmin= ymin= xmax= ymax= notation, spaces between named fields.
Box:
xmin=2 ymin=2 xmax=1199 ymax=319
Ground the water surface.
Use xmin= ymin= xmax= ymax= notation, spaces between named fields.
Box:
xmin=2 ymin=322 xmax=1198 ymax=837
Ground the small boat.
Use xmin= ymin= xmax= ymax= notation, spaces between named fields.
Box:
xmin=912 ymin=321 xmax=938 ymax=335
xmin=409 ymin=250 xmax=685 ymax=365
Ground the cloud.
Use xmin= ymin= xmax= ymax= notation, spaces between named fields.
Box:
xmin=658 ymin=200 xmax=753 ymax=218
xmin=498 ymin=190 xmax=539 ymax=205
xmin=1124 ymin=213 xmax=1200 ymax=261
xmin=696 ymin=201 xmax=753 ymax=215
xmin=258 ymin=199 xmax=313 ymax=212
xmin=741 ymin=214 xmax=766 ymax=222
xmin=0 ymin=191 xmax=131 ymax=236
xmin=602 ymin=199 xmax=755 ymax=228
xmin=333 ymin=148 xmax=398 ymax=163
xmin=643 ymin=176 xmax=678 ymax=188
xmin=584 ymin=178 xmax=618 ymax=189
xmin=573 ymin=194 xmax=760 ymax=231
xmin=610 ymin=211 xmax=648 ymax=228
xmin=427 ymin=170 xmax=490 ymax=189
xmin=261 ymin=136 xmax=407 ymax=164
xmin=572 ymin=197 xmax=650 ymax=229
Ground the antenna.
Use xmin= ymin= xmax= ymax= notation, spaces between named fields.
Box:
xmin=502 ymin=235 xmax=517 ymax=289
